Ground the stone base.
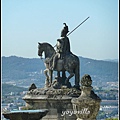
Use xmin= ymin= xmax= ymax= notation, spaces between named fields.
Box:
xmin=2 ymin=109 xmax=48 ymax=120
xmin=71 ymin=90 xmax=101 ymax=120
xmin=23 ymin=87 xmax=81 ymax=120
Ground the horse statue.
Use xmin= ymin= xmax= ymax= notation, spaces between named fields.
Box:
xmin=38 ymin=42 xmax=80 ymax=89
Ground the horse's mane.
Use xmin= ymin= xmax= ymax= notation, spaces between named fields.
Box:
xmin=42 ymin=42 xmax=54 ymax=51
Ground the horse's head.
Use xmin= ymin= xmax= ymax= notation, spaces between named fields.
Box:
xmin=38 ymin=42 xmax=55 ymax=59
xmin=38 ymin=42 xmax=44 ymax=57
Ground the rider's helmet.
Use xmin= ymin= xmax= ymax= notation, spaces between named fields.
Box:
xmin=61 ymin=23 xmax=69 ymax=37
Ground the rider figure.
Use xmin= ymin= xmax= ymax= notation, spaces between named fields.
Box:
xmin=51 ymin=23 xmax=71 ymax=70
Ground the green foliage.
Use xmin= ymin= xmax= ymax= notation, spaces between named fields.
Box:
xmin=105 ymin=118 xmax=118 ymax=120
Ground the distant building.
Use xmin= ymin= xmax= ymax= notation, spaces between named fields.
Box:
xmin=100 ymin=105 xmax=118 ymax=113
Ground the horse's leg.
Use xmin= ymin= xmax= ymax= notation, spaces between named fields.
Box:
xmin=44 ymin=63 xmax=50 ymax=80
xmin=74 ymin=64 xmax=80 ymax=88
xmin=48 ymin=69 xmax=53 ymax=85
xmin=62 ymin=71 xmax=66 ymax=84
xmin=62 ymin=71 xmax=66 ymax=79
xmin=44 ymin=69 xmax=49 ymax=80
xmin=65 ymin=70 xmax=74 ymax=85
xmin=44 ymin=69 xmax=49 ymax=87
xmin=73 ymin=58 xmax=80 ymax=89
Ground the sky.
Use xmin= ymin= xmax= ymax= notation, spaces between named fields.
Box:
xmin=1 ymin=0 xmax=119 ymax=60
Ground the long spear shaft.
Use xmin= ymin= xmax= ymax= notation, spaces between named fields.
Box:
xmin=67 ymin=16 xmax=90 ymax=36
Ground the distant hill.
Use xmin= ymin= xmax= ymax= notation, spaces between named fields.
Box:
xmin=2 ymin=83 xmax=28 ymax=95
xmin=1 ymin=56 xmax=118 ymax=84
xmin=2 ymin=56 xmax=45 ymax=81
xmin=80 ymin=56 xmax=118 ymax=81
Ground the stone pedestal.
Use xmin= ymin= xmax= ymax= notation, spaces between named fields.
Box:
xmin=2 ymin=109 xmax=48 ymax=120
xmin=23 ymin=87 xmax=81 ymax=120
xmin=71 ymin=74 xmax=101 ymax=120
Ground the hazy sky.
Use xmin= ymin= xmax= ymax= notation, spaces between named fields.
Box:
xmin=2 ymin=0 xmax=119 ymax=60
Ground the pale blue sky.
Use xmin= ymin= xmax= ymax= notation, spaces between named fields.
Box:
xmin=2 ymin=0 xmax=119 ymax=60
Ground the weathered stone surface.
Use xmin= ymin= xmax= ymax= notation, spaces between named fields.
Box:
xmin=71 ymin=74 xmax=101 ymax=120
xmin=80 ymin=74 xmax=92 ymax=87
xmin=23 ymin=87 xmax=81 ymax=120
xmin=25 ymin=87 xmax=81 ymax=98
xmin=38 ymin=41 xmax=80 ymax=89
xmin=28 ymin=83 xmax=37 ymax=91
xmin=22 ymin=75 xmax=101 ymax=120
xmin=72 ymin=92 xmax=101 ymax=120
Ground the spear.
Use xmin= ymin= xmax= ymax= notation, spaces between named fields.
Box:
xmin=67 ymin=16 xmax=90 ymax=36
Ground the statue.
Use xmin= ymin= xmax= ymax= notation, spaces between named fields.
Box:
xmin=38 ymin=23 xmax=80 ymax=89
xmin=23 ymin=18 xmax=102 ymax=120
xmin=51 ymin=23 xmax=71 ymax=70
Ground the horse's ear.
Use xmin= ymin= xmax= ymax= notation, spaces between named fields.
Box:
xmin=38 ymin=42 xmax=41 ymax=45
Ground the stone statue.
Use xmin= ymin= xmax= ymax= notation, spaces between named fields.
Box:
xmin=38 ymin=23 xmax=80 ymax=89
xmin=24 ymin=19 xmax=102 ymax=120
xmin=51 ymin=23 xmax=71 ymax=70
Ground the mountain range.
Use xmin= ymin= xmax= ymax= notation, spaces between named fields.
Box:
xmin=2 ymin=56 xmax=118 ymax=85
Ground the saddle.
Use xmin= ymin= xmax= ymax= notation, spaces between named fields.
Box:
xmin=49 ymin=57 xmax=64 ymax=71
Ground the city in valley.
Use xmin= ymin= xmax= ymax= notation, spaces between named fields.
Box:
xmin=2 ymin=71 xmax=118 ymax=120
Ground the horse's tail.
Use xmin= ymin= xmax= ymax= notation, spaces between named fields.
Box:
xmin=74 ymin=57 xmax=80 ymax=87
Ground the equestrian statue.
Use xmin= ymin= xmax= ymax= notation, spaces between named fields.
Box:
xmin=38 ymin=23 xmax=80 ymax=89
